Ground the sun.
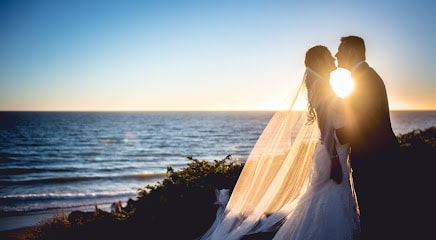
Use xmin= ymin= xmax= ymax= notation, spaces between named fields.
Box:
xmin=330 ymin=68 xmax=354 ymax=98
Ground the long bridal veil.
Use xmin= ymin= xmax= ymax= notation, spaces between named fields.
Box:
xmin=199 ymin=71 xmax=321 ymax=240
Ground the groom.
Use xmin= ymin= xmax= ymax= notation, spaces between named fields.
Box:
xmin=334 ymin=36 xmax=401 ymax=239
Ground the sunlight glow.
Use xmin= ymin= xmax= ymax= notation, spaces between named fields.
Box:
xmin=330 ymin=68 xmax=354 ymax=98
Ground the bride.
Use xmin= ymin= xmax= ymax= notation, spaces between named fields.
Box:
xmin=198 ymin=45 xmax=360 ymax=240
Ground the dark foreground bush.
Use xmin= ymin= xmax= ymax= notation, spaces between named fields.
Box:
xmin=31 ymin=155 xmax=243 ymax=240
xmin=30 ymin=127 xmax=435 ymax=240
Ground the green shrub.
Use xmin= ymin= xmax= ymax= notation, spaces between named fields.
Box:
xmin=128 ymin=154 xmax=243 ymax=239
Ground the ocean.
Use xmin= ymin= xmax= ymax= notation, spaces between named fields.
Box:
xmin=0 ymin=111 xmax=435 ymax=231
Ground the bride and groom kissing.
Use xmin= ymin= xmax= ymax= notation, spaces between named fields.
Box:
xmin=305 ymin=36 xmax=402 ymax=240
xmin=199 ymin=36 xmax=402 ymax=240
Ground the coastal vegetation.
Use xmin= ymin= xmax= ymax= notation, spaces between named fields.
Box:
xmin=23 ymin=127 xmax=436 ymax=240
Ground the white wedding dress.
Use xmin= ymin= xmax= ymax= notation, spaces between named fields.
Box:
xmin=269 ymin=140 xmax=360 ymax=239
xmin=198 ymin=69 xmax=360 ymax=240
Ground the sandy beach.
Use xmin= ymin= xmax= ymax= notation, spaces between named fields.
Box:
xmin=0 ymin=210 xmax=59 ymax=232
xmin=0 ymin=209 xmax=63 ymax=240
xmin=0 ymin=226 xmax=40 ymax=240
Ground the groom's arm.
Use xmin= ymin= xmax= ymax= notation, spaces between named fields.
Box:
xmin=335 ymin=127 xmax=348 ymax=145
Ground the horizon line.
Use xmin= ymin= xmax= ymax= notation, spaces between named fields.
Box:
xmin=1 ymin=109 xmax=435 ymax=112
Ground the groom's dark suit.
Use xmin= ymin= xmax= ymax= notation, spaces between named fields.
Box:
xmin=335 ymin=62 xmax=400 ymax=239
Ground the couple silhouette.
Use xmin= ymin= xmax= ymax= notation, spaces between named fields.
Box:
xmin=199 ymin=36 xmax=403 ymax=240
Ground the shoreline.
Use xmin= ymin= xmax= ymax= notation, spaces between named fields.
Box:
xmin=0 ymin=210 xmax=59 ymax=232
xmin=0 ymin=226 xmax=40 ymax=240
xmin=0 ymin=204 xmax=113 ymax=239
xmin=0 ymin=202 xmax=114 ymax=232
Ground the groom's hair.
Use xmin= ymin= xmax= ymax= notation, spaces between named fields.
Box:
xmin=340 ymin=36 xmax=366 ymax=60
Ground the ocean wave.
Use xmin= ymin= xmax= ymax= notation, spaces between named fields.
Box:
xmin=0 ymin=172 xmax=168 ymax=185
xmin=0 ymin=190 xmax=138 ymax=214
xmin=0 ymin=194 xmax=135 ymax=214
xmin=121 ymin=172 xmax=167 ymax=180
xmin=0 ymin=167 xmax=46 ymax=175
xmin=0 ymin=167 xmax=80 ymax=175
xmin=0 ymin=190 xmax=136 ymax=201
xmin=0 ymin=152 xmax=23 ymax=163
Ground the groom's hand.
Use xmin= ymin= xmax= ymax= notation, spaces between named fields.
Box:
xmin=330 ymin=156 xmax=343 ymax=184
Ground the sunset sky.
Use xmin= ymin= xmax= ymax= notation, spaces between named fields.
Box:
xmin=1 ymin=0 xmax=435 ymax=111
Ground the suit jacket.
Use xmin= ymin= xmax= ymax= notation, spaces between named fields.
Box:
xmin=335 ymin=62 xmax=398 ymax=166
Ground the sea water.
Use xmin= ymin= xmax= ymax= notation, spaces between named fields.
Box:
xmin=0 ymin=111 xmax=434 ymax=230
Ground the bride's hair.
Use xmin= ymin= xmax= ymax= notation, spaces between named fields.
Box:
xmin=304 ymin=45 xmax=331 ymax=125
xmin=303 ymin=45 xmax=339 ymax=157
xmin=304 ymin=45 xmax=330 ymax=71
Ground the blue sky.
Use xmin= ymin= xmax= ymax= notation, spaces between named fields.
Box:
xmin=1 ymin=0 xmax=435 ymax=110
